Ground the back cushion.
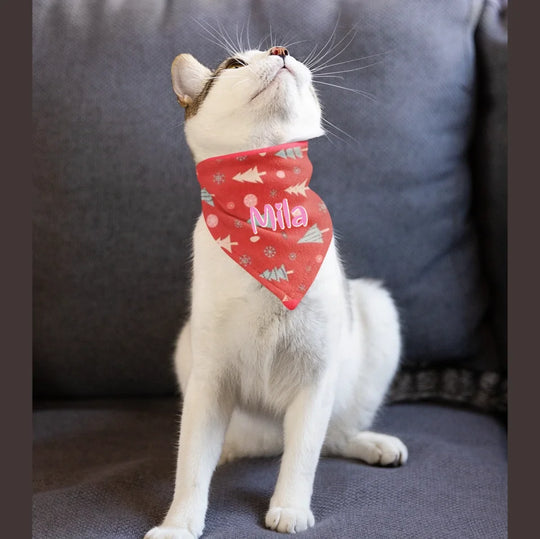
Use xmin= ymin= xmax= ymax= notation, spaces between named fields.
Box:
xmin=33 ymin=0 xmax=505 ymax=406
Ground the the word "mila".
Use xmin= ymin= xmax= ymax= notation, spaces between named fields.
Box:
xmin=250 ymin=198 xmax=308 ymax=234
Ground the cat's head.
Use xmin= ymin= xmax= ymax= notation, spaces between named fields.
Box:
xmin=171 ymin=47 xmax=324 ymax=163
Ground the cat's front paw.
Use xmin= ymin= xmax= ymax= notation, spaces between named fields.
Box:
xmin=265 ymin=506 xmax=315 ymax=534
xmin=144 ymin=526 xmax=197 ymax=539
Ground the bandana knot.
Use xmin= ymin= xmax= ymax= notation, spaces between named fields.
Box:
xmin=196 ymin=141 xmax=333 ymax=310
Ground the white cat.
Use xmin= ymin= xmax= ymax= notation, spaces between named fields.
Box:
xmin=145 ymin=46 xmax=407 ymax=539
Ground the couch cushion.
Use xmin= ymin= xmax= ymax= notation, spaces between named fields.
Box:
xmin=33 ymin=399 xmax=507 ymax=538
xmin=471 ymin=0 xmax=508 ymax=370
xmin=33 ymin=0 xmax=506 ymax=402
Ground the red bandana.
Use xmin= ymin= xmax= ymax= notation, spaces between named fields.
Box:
xmin=196 ymin=141 xmax=333 ymax=310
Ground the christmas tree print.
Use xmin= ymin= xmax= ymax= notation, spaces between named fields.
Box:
xmin=247 ymin=216 xmax=273 ymax=228
xmin=215 ymin=235 xmax=238 ymax=253
xmin=259 ymin=264 xmax=293 ymax=282
xmin=285 ymin=179 xmax=310 ymax=197
xmin=297 ymin=224 xmax=330 ymax=244
xmin=200 ymin=188 xmax=214 ymax=206
xmin=232 ymin=166 xmax=267 ymax=183
xmin=275 ymin=146 xmax=304 ymax=159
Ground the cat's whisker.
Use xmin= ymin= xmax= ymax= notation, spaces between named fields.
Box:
xmin=304 ymin=17 xmax=342 ymax=69
xmin=321 ymin=117 xmax=358 ymax=144
xmin=270 ymin=26 xmax=290 ymax=51
xmin=322 ymin=126 xmax=353 ymax=147
xmin=323 ymin=129 xmax=348 ymax=147
xmin=193 ymin=19 xmax=237 ymax=57
xmin=311 ymin=52 xmax=393 ymax=73
xmin=258 ymin=28 xmax=278 ymax=52
xmin=312 ymin=60 xmax=384 ymax=77
xmin=314 ymin=80 xmax=377 ymax=102
xmin=240 ymin=22 xmax=248 ymax=52
xmin=303 ymin=41 xmax=327 ymax=70
xmin=302 ymin=42 xmax=321 ymax=68
xmin=234 ymin=25 xmax=242 ymax=54
xmin=235 ymin=19 xmax=251 ymax=54
xmin=192 ymin=32 xmax=229 ymax=56
xmin=278 ymin=29 xmax=301 ymax=50
xmin=305 ymin=22 xmax=356 ymax=71
xmin=201 ymin=19 xmax=238 ymax=57
xmin=308 ymin=26 xmax=358 ymax=72
xmin=216 ymin=21 xmax=242 ymax=56
xmin=269 ymin=25 xmax=276 ymax=49
xmin=245 ymin=15 xmax=253 ymax=51
xmin=262 ymin=26 xmax=274 ymax=51
xmin=206 ymin=22 xmax=233 ymax=54
xmin=281 ymin=39 xmax=310 ymax=53
xmin=313 ymin=75 xmax=345 ymax=81
xmin=256 ymin=33 xmax=268 ymax=51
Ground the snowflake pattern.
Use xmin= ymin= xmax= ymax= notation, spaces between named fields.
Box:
xmin=264 ymin=245 xmax=276 ymax=258
xmin=196 ymin=140 xmax=333 ymax=310
xmin=239 ymin=254 xmax=251 ymax=266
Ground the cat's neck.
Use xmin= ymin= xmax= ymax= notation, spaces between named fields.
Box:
xmin=187 ymin=129 xmax=323 ymax=165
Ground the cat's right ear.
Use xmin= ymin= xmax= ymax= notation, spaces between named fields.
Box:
xmin=171 ymin=54 xmax=212 ymax=108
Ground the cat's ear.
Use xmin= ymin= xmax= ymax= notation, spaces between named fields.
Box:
xmin=171 ymin=54 xmax=212 ymax=108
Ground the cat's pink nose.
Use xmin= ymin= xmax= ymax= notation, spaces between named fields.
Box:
xmin=269 ymin=46 xmax=289 ymax=58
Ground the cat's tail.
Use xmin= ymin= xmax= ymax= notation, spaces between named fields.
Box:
xmin=350 ymin=278 xmax=402 ymax=397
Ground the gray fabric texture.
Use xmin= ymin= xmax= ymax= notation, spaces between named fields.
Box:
xmin=33 ymin=0 xmax=507 ymax=402
xmin=471 ymin=0 xmax=508 ymax=371
xmin=33 ymin=399 xmax=507 ymax=539
xmin=389 ymin=367 xmax=506 ymax=413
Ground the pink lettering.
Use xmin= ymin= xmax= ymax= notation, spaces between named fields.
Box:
xmin=250 ymin=198 xmax=308 ymax=234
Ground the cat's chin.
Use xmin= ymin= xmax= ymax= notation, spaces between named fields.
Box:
xmin=250 ymin=67 xmax=296 ymax=103
xmin=283 ymin=129 xmax=325 ymax=145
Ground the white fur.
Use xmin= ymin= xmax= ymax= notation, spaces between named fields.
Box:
xmin=176 ymin=49 xmax=325 ymax=162
xmin=145 ymin=48 xmax=407 ymax=539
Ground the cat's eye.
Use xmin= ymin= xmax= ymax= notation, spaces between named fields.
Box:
xmin=225 ymin=58 xmax=247 ymax=69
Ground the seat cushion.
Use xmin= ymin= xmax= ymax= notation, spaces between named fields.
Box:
xmin=33 ymin=399 xmax=507 ymax=538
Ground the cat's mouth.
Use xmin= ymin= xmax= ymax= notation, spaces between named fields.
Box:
xmin=250 ymin=65 xmax=295 ymax=103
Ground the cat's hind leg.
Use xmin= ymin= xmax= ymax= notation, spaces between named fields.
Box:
xmin=219 ymin=409 xmax=283 ymax=464
xmin=324 ymin=278 xmax=408 ymax=467
xmin=326 ymin=430 xmax=408 ymax=466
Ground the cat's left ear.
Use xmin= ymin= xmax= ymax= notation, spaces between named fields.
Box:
xmin=171 ymin=54 xmax=212 ymax=108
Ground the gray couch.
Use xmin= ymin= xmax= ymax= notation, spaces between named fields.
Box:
xmin=33 ymin=1 xmax=507 ymax=537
